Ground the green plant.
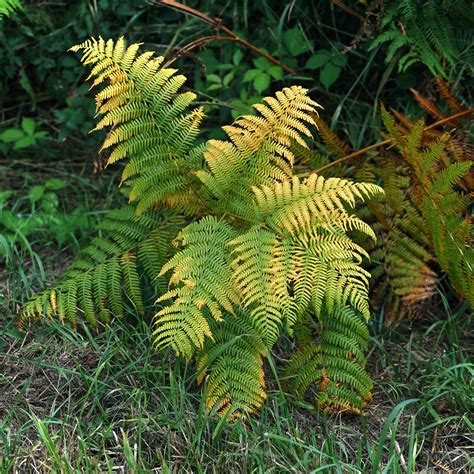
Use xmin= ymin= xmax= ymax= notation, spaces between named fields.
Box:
xmin=305 ymin=47 xmax=348 ymax=90
xmin=370 ymin=0 xmax=473 ymax=78
xmin=0 ymin=0 xmax=21 ymax=19
xmin=309 ymin=80 xmax=473 ymax=319
xmin=0 ymin=178 xmax=91 ymax=266
xmin=21 ymin=37 xmax=383 ymax=417
xmin=370 ymin=107 xmax=473 ymax=313
xmin=0 ymin=117 xmax=49 ymax=149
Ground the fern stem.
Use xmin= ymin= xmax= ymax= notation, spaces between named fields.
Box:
xmin=297 ymin=108 xmax=474 ymax=177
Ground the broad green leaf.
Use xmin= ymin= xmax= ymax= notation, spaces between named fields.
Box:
xmin=253 ymin=73 xmax=270 ymax=94
xmin=320 ymin=63 xmax=341 ymax=89
xmin=14 ymin=135 xmax=36 ymax=149
xmin=233 ymin=49 xmax=243 ymax=65
xmin=330 ymin=53 xmax=348 ymax=68
xmin=0 ymin=128 xmax=24 ymax=143
xmin=283 ymin=26 xmax=311 ymax=56
xmin=21 ymin=117 xmax=36 ymax=135
xmin=223 ymin=71 xmax=234 ymax=86
xmin=253 ymin=56 xmax=272 ymax=71
xmin=305 ymin=51 xmax=330 ymax=69
xmin=268 ymin=65 xmax=283 ymax=80
xmin=45 ymin=178 xmax=68 ymax=190
xmin=206 ymin=74 xmax=221 ymax=84
xmin=243 ymin=69 xmax=260 ymax=82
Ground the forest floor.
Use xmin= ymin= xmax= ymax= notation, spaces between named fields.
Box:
xmin=1 ymin=161 xmax=473 ymax=473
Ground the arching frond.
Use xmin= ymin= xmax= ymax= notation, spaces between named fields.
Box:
xmin=153 ymin=217 xmax=239 ymax=359
xmin=196 ymin=311 xmax=267 ymax=419
xmin=20 ymin=206 xmax=182 ymax=326
xmin=196 ymin=86 xmax=322 ymax=220
xmin=70 ymin=37 xmax=205 ymax=216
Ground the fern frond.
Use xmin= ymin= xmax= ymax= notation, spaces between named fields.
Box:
xmin=230 ymin=226 xmax=290 ymax=348
xmin=20 ymin=206 xmax=181 ymax=325
xmin=196 ymin=311 xmax=267 ymax=418
xmin=70 ymin=37 xmax=205 ymax=216
xmin=253 ymin=174 xmax=382 ymax=239
xmin=196 ymin=86 xmax=322 ymax=220
xmin=153 ymin=217 xmax=239 ymax=358
xmin=0 ymin=0 xmax=22 ymax=18
xmin=285 ymin=306 xmax=371 ymax=414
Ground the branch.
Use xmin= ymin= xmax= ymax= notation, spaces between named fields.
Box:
xmin=154 ymin=0 xmax=296 ymax=74
xmin=299 ymin=108 xmax=474 ymax=177
xmin=331 ymin=0 xmax=363 ymax=21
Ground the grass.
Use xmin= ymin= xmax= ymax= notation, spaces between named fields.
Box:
xmin=1 ymin=256 xmax=472 ymax=473
xmin=0 ymin=165 xmax=472 ymax=472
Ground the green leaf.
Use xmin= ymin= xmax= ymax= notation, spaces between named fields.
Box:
xmin=320 ymin=63 xmax=341 ymax=89
xmin=0 ymin=128 xmax=24 ymax=143
xmin=45 ymin=178 xmax=68 ymax=190
xmin=0 ymin=210 xmax=20 ymax=230
xmin=283 ymin=26 xmax=311 ymax=56
xmin=305 ymin=51 xmax=330 ymax=69
xmin=233 ymin=49 xmax=243 ymax=66
xmin=253 ymin=73 xmax=270 ymax=94
xmin=206 ymin=74 xmax=221 ymax=84
xmin=267 ymin=65 xmax=283 ymax=80
xmin=243 ymin=69 xmax=260 ymax=83
xmin=330 ymin=53 xmax=347 ymax=68
xmin=21 ymin=117 xmax=36 ymax=135
xmin=28 ymin=185 xmax=45 ymax=204
xmin=223 ymin=71 xmax=234 ymax=86
xmin=41 ymin=192 xmax=59 ymax=212
xmin=253 ymin=57 xmax=272 ymax=71
xmin=14 ymin=135 xmax=36 ymax=149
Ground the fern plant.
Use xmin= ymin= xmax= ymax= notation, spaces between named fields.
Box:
xmin=370 ymin=0 xmax=473 ymax=78
xmin=21 ymin=37 xmax=383 ymax=417
xmin=306 ymin=80 xmax=473 ymax=320
xmin=0 ymin=0 xmax=22 ymax=19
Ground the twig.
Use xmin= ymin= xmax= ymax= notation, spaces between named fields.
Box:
xmin=298 ymin=108 xmax=474 ymax=176
xmin=154 ymin=0 xmax=296 ymax=74
xmin=331 ymin=0 xmax=363 ymax=21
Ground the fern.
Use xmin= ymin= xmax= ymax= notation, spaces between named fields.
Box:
xmin=0 ymin=0 xmax=22 ymax=18
xmin=310 ymin=84 xmax=473 ymax=319
xmin=22 ymin=37 xmax=383 ymax=417
xmin=370 ymin=0 xmax=473 ymax=77
xmin=69 ymin=37 xmax=205 ymax=216
xmin=381 ymin=108 xmax=473 ymax=308
xmin=21 ymin=206 xmax=182 ymax=326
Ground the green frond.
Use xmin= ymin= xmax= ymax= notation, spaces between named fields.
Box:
xmin=70 ymin=37 xmax=205 ymax=215
xmin=0 ymin=0 xmax=22 ymax=18
xmin=196 ymin=86 xmax=322 ymax=220
xmin=253 ymin=174 xmax=383 ymax=238
xmin=230 ymin=226 xmax=290 ymax=348
xmin=285 ymin=306 xmax=371 ymax=414
xmin=22 ymin=38 xmax=384 ymax=419
xmin=153 ymin=217 xmax=239 ymax=358
xmin=20 ymin=206 xmax=181 ymax=325
xmin=196 ymin=311 xmax=267 ymax=418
